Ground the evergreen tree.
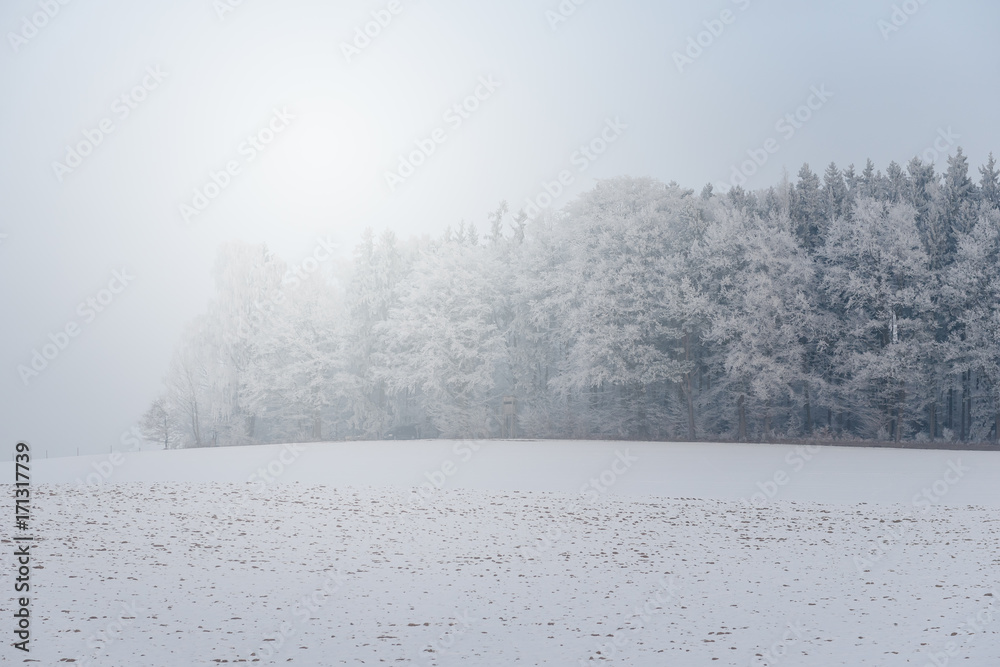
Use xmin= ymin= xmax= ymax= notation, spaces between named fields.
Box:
xmin=791 ymin=163 xmax=824 ymax=251
xmin=943 ymin=208 xmax=1000 ymax=441
xmin=979 ymin=152 xmax=1000 ymax=211
xmin=942 ymin=147 xmax=978 ymax=243
xmin=906 ymin=158 xmax=948 ymax=269
xmin=820 ymin=199 xmax=933 ymax=440
xmin=885 ymin=161 xmax=909 ymax=204
xmin=858 ymin=158 xmax=878 ymax=198
xmin=843 ymin=163 xmax=859 ymax=196
xmin=143 ymin=157 xmax=1000 ymax=446
xmin=822 ymin=162 xmax=849 ymax=222
xmin=726 ymin=185 xmax=758 ymax=214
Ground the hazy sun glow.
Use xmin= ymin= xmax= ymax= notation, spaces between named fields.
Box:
xmin=260 ymin=99 xmax=382 ymax=230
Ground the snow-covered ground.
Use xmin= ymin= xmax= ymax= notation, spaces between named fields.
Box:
xmin=3 ymin=440 xmax=999 ymax=665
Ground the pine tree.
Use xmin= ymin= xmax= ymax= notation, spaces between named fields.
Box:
xmin=979 ymin=152 xmax=1000 ymax=211
xmin=885 ymin=161 xmax=909 ymax=203
xmin=844 ymin=163 xmax=859 ymax=196
xmin=858 ymin=159 xmax=878 ymax=199
xmin=726 ymin=185 xmax=758 ymax=214
xmin=146 ymin=159 xmax=998 ymax=445
xmin=791 ymin=163 xmax=825 ymax=251
xmin=822 ymin=162 xmax=849 ymax=222
xmin=943 ymin=207 xmax=1000 ymax=441
xmin=942 ymin=147 xmax=978 ymax=244
xmin=906 ymin=158 xmax=948 ymax=269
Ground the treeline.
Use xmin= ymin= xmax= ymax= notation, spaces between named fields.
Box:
xmin=141 ymin=149 xmax=1000 ymax=447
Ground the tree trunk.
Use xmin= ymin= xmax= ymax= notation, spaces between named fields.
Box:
xmin=895 ymin=383 xmax=905 ymax=444
xmin=948 ymin=387 xmax=954 ymax=432
xmin=684 ymin=333 xmax=696 ymax=440
xmin=191 ymin=403 xmax=202 ymax=447
xmin=966 ymin=371 xmax=974 ymax=441
xmin=737 ymin=393 xmax=747 ymax=442
xmin=961 ymin=371 xmax=968 ymax=441
xmin=685 ymin=375 xmax=696 ymax=440
xmin=803 ymin=384 xmax=813 ymax=435
xmin=636 ymin=385 xmax=647 ymax=440
xmin=929 ymin=401 xmax=936 ymax=440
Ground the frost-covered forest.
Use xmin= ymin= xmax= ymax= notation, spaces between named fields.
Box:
xmin=143 ymin=149 xmax=1000 ymax=447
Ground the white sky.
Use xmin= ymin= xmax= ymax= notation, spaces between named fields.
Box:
xmin=2 ymin=0 xmax=999 ymax=456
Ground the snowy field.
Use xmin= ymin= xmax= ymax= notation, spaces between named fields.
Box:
xmin=3 ymin=440 xmax=1000 ymax=665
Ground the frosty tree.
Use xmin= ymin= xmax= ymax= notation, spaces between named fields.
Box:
xmin=143 ymin=149 xmax=1000 ymax=446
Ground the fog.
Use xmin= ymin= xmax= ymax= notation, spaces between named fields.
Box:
xmin=2 ymin=0 xmax=998 ymax=456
